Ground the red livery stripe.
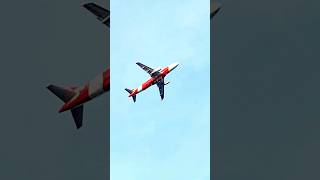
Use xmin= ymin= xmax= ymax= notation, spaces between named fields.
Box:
xmin=59 ymin=85 xmax=90 ymax=112
xmin=103 ymin=68 xmax=110 ymax=91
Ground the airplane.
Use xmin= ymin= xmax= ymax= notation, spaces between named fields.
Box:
xmin=125 ymin=62 xmax=179 ymax=102
xmin=47 ymin=70 xmax=109 ymax=129
xmin=211 ymin=2 xmax=221 ymax=19
xmin=47 ymin=3 xmax=110 ymax=129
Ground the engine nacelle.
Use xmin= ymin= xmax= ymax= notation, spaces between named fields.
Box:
xmin=151 ymin=67 xmax=161 ymax=75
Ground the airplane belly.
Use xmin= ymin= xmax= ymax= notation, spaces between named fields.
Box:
xmin=59 ymin=86 xmax=90 ymax=112
xmin=141 ymin=79 xmax=154 ymax=90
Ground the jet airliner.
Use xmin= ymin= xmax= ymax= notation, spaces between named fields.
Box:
xmin=125 ymin=62 xmax=179 ymax=102
xmin=48 ymin=3 xmax=109 ymax=129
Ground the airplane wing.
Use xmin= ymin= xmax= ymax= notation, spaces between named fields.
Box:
xmin=136 ymin=62 xmax=154 ymax=75
xmin=211 ymin=2 xmax=221 ymax=19
xmin=156 ymin=78 xmax=165 ymax=100
xmin=83 ymin=3 xmax=110 ymax=27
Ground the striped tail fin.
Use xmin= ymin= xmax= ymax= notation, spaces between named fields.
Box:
xmin=47 ymin=85 xmax=76 ymax=103
xmin=47 ymin=85 xmax=84 ymax=129
xmin=125 ymin=88 xmax=136 ymax=102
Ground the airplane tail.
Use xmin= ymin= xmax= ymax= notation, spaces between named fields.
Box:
xmin=47 ymin=85 xmax=84 ymax=129
xmin=125 ymin=88 xmax=136 ymax=102
xmin=47 ymin=85 xmax=76 ymax=102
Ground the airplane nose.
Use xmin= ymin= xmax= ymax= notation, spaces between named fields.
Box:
xmin=169 ymin=62 xmax=179 ymax=71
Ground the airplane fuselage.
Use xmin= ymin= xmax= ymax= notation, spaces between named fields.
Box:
xmin=59 ymin=68 xmax=110 ymax=112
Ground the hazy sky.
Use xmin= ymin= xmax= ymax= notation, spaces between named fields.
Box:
xmin=111 ymin=0 xmax=210 ymax=179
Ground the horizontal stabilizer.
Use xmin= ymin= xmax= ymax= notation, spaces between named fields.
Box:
xmin=47 ymin=85 xmax=76 ymax=103
xmin=132 ymin=95 xmax=136 ymax=102
xmin=71 ymin=105 xmax=84 ymax=129
xmin=125 ymin=88 xmax=136 ymax=102
xmin=125 ymin=88 xmax=133 ymax=94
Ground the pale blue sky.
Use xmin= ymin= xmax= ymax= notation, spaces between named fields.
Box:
xmin=110 ymin=0 xmax=210 ymax=179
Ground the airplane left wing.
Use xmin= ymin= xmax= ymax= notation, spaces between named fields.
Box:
xmin=156 ymin=78 xmax=165 ymax=100
xmin=83 ymin=3 xmax=110 ymax=27
xmin=136 ymin=62 xmax=154 ymax=75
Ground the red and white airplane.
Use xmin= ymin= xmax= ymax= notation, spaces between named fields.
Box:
xmin=47 ymin=3 xmax=110 ymax=129
xmin=125 ymin=62 xmax=179 ymax=102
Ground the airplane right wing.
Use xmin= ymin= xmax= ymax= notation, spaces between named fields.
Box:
xmin=136 ymin=62 xmax=154 ymax=75
xmin=211 ymin=2 xmax=221 ymax=19
xmin=156 ymin=78 xmax=165 ymax=100
xmin=83 ymin=3 xmax=110 ymax=27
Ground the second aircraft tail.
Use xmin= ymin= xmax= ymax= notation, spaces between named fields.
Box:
xmin=125 ymin=88 xmax=136 ymax=102
xmin=47 ymin=85 xmax=84 ymax=129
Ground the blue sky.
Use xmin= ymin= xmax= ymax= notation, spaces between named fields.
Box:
xmin=110 ymin=0 xmax=210 ymax=179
